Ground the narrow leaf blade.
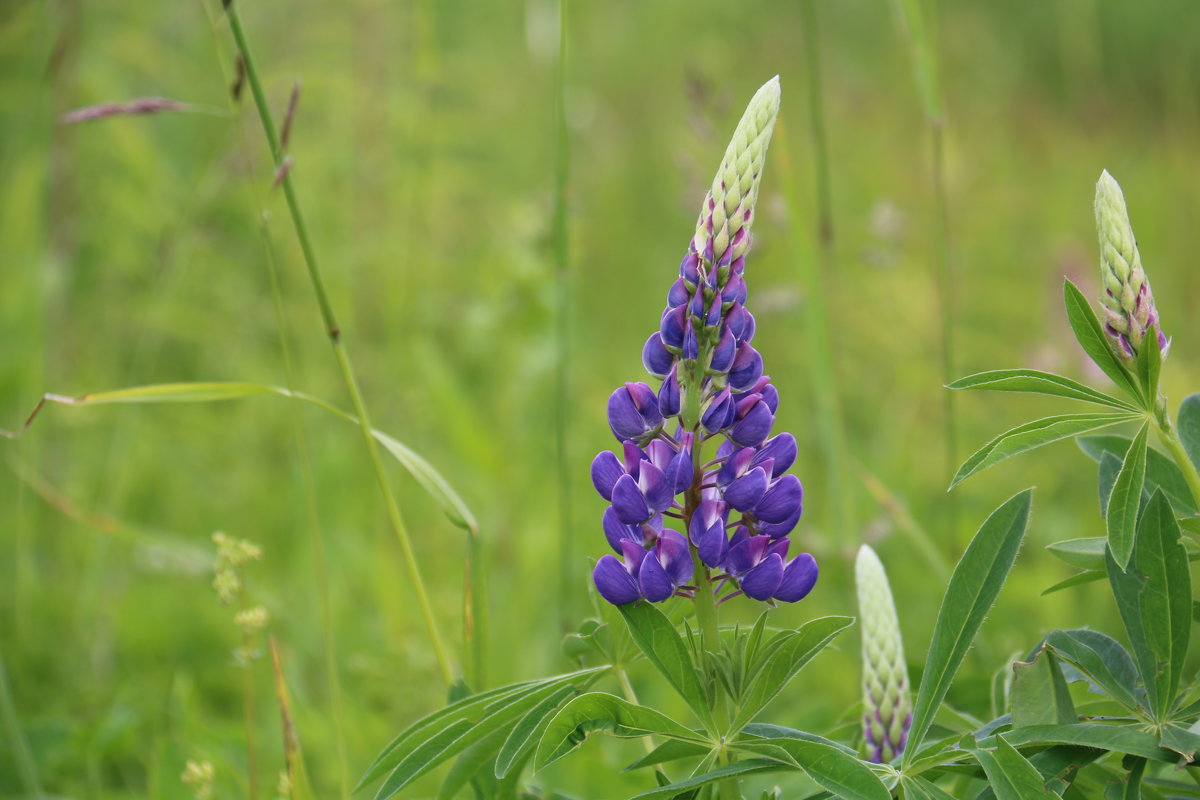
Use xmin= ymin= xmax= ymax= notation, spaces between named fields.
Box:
xmin=617 ymin=602 xmax=716 ymax=731
xmin=1062 ymin=279 xmax=1140 ymax=403
xmin=969 ymin=739 xmax=1056 ymax=799
xmin=1105 ymin=423 xmax=1149 ymax=570
xmin=947 ymin=369 xmax=1136 ymax=410
xmin=1179 ymin=394 xmax=1200 ymax=472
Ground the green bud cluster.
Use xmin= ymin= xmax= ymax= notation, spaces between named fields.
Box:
xmin=856 ymin=545 xmax=911 ymax=763
xmin=1094 ymin=169 xmax=1167 ymax=363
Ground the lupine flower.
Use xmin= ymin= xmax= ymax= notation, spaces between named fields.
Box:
xmin=589 ymin=77 xmax=817 ymax=608
xmin=1094 ymin=170 xmax=1168 ymax=363
xmin=856 ymin=545 xmax=912 ymax=763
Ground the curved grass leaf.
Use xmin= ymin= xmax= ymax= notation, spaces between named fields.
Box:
xmin=947 ymin=369 xmax=1137 ymax=411
xmin=1078 ymin=434 xmax=1197 ymax=517
xmin=494 ymin=685 xmax=580 ymax=779
xmin=1043 ymin=629 xmax=1139 ymax=711
xmin=731 ymin=737 xmax=890 ymax=800
xmin=534 ymin=692 xmax=704 ymax=772
xmin=1062 ymin=279 xmax=1140 ymax=404
xmin=622 ymin=739 xmax=711 ymax=773
xmin=1179 ymin=394 xmax=1200 ymax=472
xmin=8 ymin=382 xmax=479 ymax=534
xmin=969 ymin=739 xmax=1056 ymax=799
xmin=626 ymin=760 xmax=785 ymax=800
xmin=1011 ymin=646 xmax=1075 ymax=728
xmin=1105 ymin=491 xmax=1190 ymax=721
xmin=617 ymin=602 xmax=716 ymax=732
xmin=951 ymin=414 xmax=1136 ymax=489
xmin=728 ymin=616 xmax=854 ymax=733
xmin=903 ymin=490 xmax=1033 ymax=764
xmin=982 ymin=724 xmax=1174 ymax=762
xmin=1106 ymin=423 xmax=1149 ymax=571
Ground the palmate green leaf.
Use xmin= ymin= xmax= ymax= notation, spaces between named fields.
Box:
xmin=728 ymin=616 xmax=854 ymax=733
xmin=980 ymin=723 xmax=1175 ymax=762
xmin=950 ymin=413 xmax=1137 ymax=489
xmin=13 ymin=382 xmax=480 ymax=534
xmin=534 ymin=692 xmax=705 ymax=772
xmin=626 ymin=760 xmax=785 ymax=800
xmin=1044 ymin=629 xmax=1140 ymax=711
xmin=731 ymin=738 xmax=890 ymax=800
xmin=622 ymin=739 xmax=711 ymax=772
xmin=494 ymin=685 xmax=580 ymax=778
xmin=903 ymin=490 xmax=1033 ymax=764
xmin=1105 ymin=491 xmax=1190 ymax=720
xmin=1179 ymin=394 xmax=1200 ymax=471
xmin=1107 ymin=423 xmax=1150 ymax=570
xmin=1079 ymin=434 xmax=1198 ymax=517
xmin=969 ymin=738 xmax=1057 ymax=799
xmin=617 ymin=602 xmax=716 ymax=732
xmin=1011 ymin=646 xmax=1076 ymax=728
xmin=947 ymin=369 xmax=1138 ymax=411
xmin=1062 ymin=279 xmax=1142 ymax=404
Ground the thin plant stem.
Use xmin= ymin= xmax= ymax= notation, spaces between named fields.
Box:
xmin=238 ymin=583 xmax=258 ymax=800
xmin=224 ymin=4 xmax=454 ymax=685
xmin=553 ymin=0 xmax=574 ymax=629
xmin=0 ymin=651 xmax=43 ymax=798
xmin=1157 ymin=416 xmax=1200 ymax=510
xmin=613 ymin=662 xmax=668 ymax=781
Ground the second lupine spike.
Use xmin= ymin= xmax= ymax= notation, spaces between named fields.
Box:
xmin=856 ymin=545 xmax=912 ymax=763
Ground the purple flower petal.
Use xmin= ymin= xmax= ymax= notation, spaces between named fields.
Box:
xmin=642 ymin=332 xmax=674 ymax=377
xmin=760 ymin=383 xmax=779 ymax=413
xmin=718 ymin=445 xmax=757 ymax=487
xmin=603 ymin=506 xmax=641 ymax=551
xmin=612 ymin=474 xmax=653 ymax=525
xmin=710 ymin=326 xmax=736 ymax=373
xmin=755 ymin=433 xmax=796 ymax=477
xmin=705 ymin=291 xmax=723 ymax=329
xmin=755 ymin=475 xmax=803 ymax=524
xmin=775 ymin=553 xmax=818 ymax=602
xmin=638 ymin=554 xmax=674 ymax=602
xmin=667 ymin=277 xmax=690 ymax=308
xmin=701 ymin=388 xmax=735 ymax=434
xmin=725 ymin=303 xmax=756 ymax=342
xmin=658 ymin=365 xmax=681 ymax=417
xmin=726 ymin=534 xmax=770 ymax=577
xmin=729 ymin=343 xmax=763 ymax=392
xmin=679 ymin=251 xmax=700 ymax=287
xmin=590 ymin=451 xmax=623 ymax=501
xmin=607 ymin=387 xmax=645 ymax=440
xmin=657 ymin=530 xmax=693 ymax=586
xmin=741 ymin=554 xmax=784 ymax=600
xmin=637 ymin=461 xmax=674 ymax=514
xmin=759 ymin=505 xmax=801 ymax=539
xmin=594 ymin=555 xmax=642 ymax=605
xmin=689 ymin=285 xmax=706 ymax=321
xmin=730 ymin=400 xmax=774 ymax=447
xmin=665 ymin=447 xmax=693 ymax=495
xmin=660 ymin=305 xmax=687 ymax=350
xmin=724 ymin=467 xmax=768 ymax=512
xmin=683 ymin=318 xmax=699 ymax=361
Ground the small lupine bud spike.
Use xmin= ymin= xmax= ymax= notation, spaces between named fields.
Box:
xmin=691 ymin=77 xmax=781 ymax=269
xmin=1094 ymin=170 xmax=1168 ymax=364
xmin=856 ymin=545 xmax=912 ymax=763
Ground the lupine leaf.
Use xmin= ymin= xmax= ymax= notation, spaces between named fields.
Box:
xmin=1097 ymin=452 xmax=1124 ymax=516
xmin=980 ymin=724 xmax=1174 ymax=762
xmin=1106 ymin=423 xmax=1149 ymax=570
xmin=1102 ymin=756 xmax=1145 ymax=800
xmin=731 ymin=738 xmax=890 ymax=800
xmin=1040 ymin=570 xmax=1104 ymax=595
xmin=438 ymin=723 xmax=512 ymax=800
xmin=904 ymin=777 xmax=959 ymax=800
xmin=1062 ymin=279 xmax=1141 ymax=404
xmin=1011 ymin=646 xmax=1076 ymax=728
xmin=1179 ymin=394 xmax=1200 ymax=472
xmin=534 ymin=692 xmax=705 ymax=772
xmin=494 ymin=685 xmax=580 ymax=778
xmin=1136 ymin=324 xmax=1162 ymax=408
xmin=1160 ymin=725 xmax=1200 ymax=762
xmin=1105 ymin=491 xmax=1190 ymax=720
xmin=1078 ymin=434 xmax=1198 ymax=517
xmin=950 ymin=413 xmax=1137 ymax=489
xmin=740 ymin=724 xmax=860 ymax=757
xmin=626 ymin=760 xmax=785 ymax=800
xmin=903 ymin=490 xmax=1033 ymax=764
xmin=728 ymin=616 xmax=854 ymax=733
xmin=947 ymin=369 xmax=1137 ymax=411
xmin=971 ymin=746 xmax=1104 ymax=800
xmin=10 ymin=382 xmax=480 ymax=534
xmin=1043 ymin=629 xmax=1140 ymax=711
xmin=1045 ymin=539 xmax=1108 ymax=571
xmin=617 ymin=602 xmax=716 ymax=732
xmin=621 ymin=739 xmax=711 ymax=772
xmin=970 ymin=738 xmax=1056 ymax=799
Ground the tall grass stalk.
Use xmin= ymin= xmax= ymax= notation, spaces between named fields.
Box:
xmin=783 ymin=0 xmax=856 ymax=545
xmin=552 ymin=0 xmax=574 ymax=628
xmin=222 ymin=4 xmax=454 ymax=685
xmin=0 ymin=651 xmax=43 ymax=798
xmin=891 ymin=0 xmax=956 ymax=541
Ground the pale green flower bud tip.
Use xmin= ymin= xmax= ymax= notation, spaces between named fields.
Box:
xmin=855 ymin=545 xmax=912 ymax=763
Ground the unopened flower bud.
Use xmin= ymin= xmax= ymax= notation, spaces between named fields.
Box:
xmin=856 ymin=545 xmax=912 ymax=763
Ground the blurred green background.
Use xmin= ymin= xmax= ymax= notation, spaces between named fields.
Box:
xmin=3 ymin=1 xmax=1200 ymax=797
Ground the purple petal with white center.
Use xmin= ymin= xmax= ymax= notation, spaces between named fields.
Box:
xmin=710 ymin=327 xmax=736 ymax=373
xmin=667 ymin=277 xmax=691 ymax=308
xmin=775 ymin=553 xmax=819 ymax=602
xmin=726 ymin=534 xmax=770 ymax=577
xmin=741 ymin=554 xmax=784 ymax=600
xmin=626 ymin=382 xmax=660 ymax=416
xmin=658 ymin=365 xmax=681 ymax=417
xmin=729 ymin=343 xmax=764 ymax=392
xmin=602 ymin=507 xmax=640 ymax=551
xmin=755 ymin=474 xmax=803 ymax=524
xmin=638 ymin=461 xmax=674 ymax=514
xmin=593 ymin=555 xmax=642 ymax=605
xmin=638 ymin=553 xmax=674 ymax=602
xmin=756 ymin=433 xmax=796 ymax=477
xmin=730 ymin=401 xmax=774 ymax=447
xmin=612 ymin=474 xmax=653 ymax=525
xmin=759 ymin=505 xmax=801 ymax=539
xmin=661 ymin=305 xmax=687 ymax=350
xmin=724 ymin=466 xmax=768 ymax=512
xmin=591 ymin=451 xmax=623 ymax=501
xmin=642 ymin=333 xmax=674 ymax=378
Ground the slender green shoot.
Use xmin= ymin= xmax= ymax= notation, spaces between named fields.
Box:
xmin=0 ymin=651 xmax=43 ymax=798
xmin=222 ymin=3 xmax=454 ymax=685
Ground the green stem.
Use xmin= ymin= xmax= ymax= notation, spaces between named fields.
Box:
xmin=225 ymin=4 xmax=454 ymax=686
xmin=1158 ymin=414 xmax=1200 ymax=511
